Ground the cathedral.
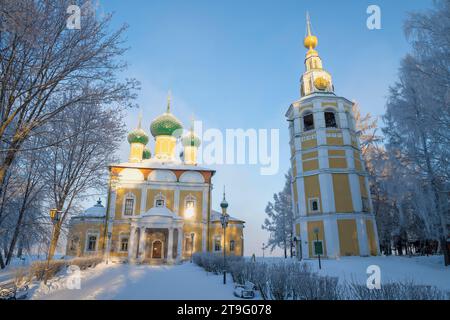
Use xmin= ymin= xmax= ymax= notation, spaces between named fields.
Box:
xmin=287 ymin=15 xmax=380 ymax=259
xmin=66 ymin=97 xmax=245 ymax=263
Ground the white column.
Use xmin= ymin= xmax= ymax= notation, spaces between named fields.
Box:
xmin=349 ymin=173 xmax=363 ymax=212
xmin=174 ymin=188 xmax=180 ymax=215
xmin=202 ymin=223 xmax=206 ymax=252
xmin=300 ymin=221 xmax=309 ymax=259
xmin=318 ymin=173 xmax=335 ymax=214
xmin=167 ymin=227 xmax=173 ymax=261
xmin=324 ymin=217 xmax=340 ymax=258
xmin=128 ymin=226 xmax=136 ymax=261
xmin=356 ymin=217 xmax=370 ymax=256
xmin=177 ymin=227 xmax=183 ymax=261
xmin=296 ymin=178 xmax=307 ymax=216
xmin=140 ymin=187 xmax=147 ymax=214
xmin=139 ymin=228 xmax=146 ymax=262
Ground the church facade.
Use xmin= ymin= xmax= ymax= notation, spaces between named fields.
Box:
xmin=66 ymin=98 xmax=245 ymax=263
xmin=287 ymin=15 xmax=380 ymax=259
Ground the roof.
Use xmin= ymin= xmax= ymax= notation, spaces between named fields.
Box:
xmin=73 ymin=199 xmax=106 ymax=219
xmin=109 ymin=159 xmax=215 ymax=173
xmin=142 ymin=206 xmax=182 ymax=220
xmin=210 ymin=210 xmax=245 ymax=223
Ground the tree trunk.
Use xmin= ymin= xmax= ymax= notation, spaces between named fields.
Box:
xmin=0 ymin=252 xmax=5 ymax=269
xmin=440 ymin=237 xmax=450 ymax=266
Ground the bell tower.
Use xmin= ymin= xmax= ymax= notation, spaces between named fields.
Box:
xmin=287 ymin=13 xmax=380 ymax=259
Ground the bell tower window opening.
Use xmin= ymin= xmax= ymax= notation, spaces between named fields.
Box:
xmin=325 ymin=111 xmax=337 ymax=128
xmin=303 ymin=112 xmax=314 ymax=131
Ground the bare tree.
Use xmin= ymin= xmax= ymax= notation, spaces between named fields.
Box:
xmin=42 ymin=97 xmax=126 ymax=260
xmin=0 ymin=0 xmax=138 ymax=201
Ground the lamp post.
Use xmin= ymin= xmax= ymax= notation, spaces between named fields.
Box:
xmin=262 ymin=243 xmax=265 ymax=258
xmin=190 ymin=233 xmax=195 ymax=263
xmin=220 ymin=186 xmax=229 ymax=285
xmin=106 ymin=231 xmax=112 ymax=264
xmin=45 ymin=208 xmax=62 ymax=283
xmin=313 ymin=227 xmax=322 ymax=270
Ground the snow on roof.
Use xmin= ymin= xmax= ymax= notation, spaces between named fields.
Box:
xmin=110 ymin=158 xmax=215 ymax=172
xmin=210 ymin=210 xmax=244 ymax=223
xmin=76 ymin=199 xmax=106 ymax=218
xmin=142 ymin=206 xmax=182 ymax=220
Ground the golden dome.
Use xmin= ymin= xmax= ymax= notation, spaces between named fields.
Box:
xmin=314 ymin=77 xmax=329 ymax=90
xmin=304 ymin=35 xmax=318 ymax=50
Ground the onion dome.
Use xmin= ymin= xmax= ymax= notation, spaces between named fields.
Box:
xmin=220 ymin=187 xmax=229 ymax=209
xmin=150 ymin=93 xmax=183 ymax=138
xmin=181 ymin=129 xmax=201 ymax=147
xmin=80 ymin=199 xmax=106 ymax=218
xmin=127 ymin=115 xmax=149 ymax=145
xmin=142 ymin=147 xmax=151 ymax=159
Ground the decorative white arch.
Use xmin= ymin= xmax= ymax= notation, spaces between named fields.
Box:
xmin=179 ymin=171 xmax=204 ymax=183
xmin=148 ymin=170 xmax=177 ymax=182
xmin=118 ymin=168 xmax=144 ymax=181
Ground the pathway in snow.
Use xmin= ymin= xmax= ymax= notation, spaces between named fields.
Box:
xmin=30 ymin=262 xmax=240 ymax=300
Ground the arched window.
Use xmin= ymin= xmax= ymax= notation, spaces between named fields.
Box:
xmin=214 ymin=235 xmax=221 ymax=252
xmin=302 ymin=111 xmax=314 ymax=131
xmin=154 ymin=192 xmax=166 ymax=208
xmin=324 ymin=110 xmax=337 ymax=128
xmin=229 ymin=240 xmax=235 ymax=252
xmin=123 ymin=192 xmax=136 ymax=216
xmin=184 ymin=194 xmax=196 ymax=219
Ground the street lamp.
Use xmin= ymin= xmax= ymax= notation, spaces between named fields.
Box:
xmin=262 ymin=242 xmax=265 ymax=258
xmin=45 ymin=208 xmax=62 ymax=283
xmin=313 ymin=227 xmax=322 ymax=270
xmin=220 ymin=186 xmax=229 ymax=285
xmin=190 ymin=233 xmax=195 ymax=263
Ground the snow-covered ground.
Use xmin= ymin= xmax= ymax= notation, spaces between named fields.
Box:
xmin=260 ymin=255 xmax=450 ymax=292
xmin=29 ymin=262 xmax=241 ymax=300
xmin=1 ymin=255 xmax=447 ymax=299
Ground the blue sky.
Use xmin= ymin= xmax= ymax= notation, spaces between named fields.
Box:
xmin=94 ymin=0 xmax=433 ymax=256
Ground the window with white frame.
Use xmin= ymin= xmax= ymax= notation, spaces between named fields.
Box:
xmin=154 ymin=193 xmax=166 ymax=208
xmin=123 ymin=193 xmax=135 ymax=216
xmin=308 ymin=198 xmax=320 ymax=213
xmin=86 ymin=234 xmax=97 ymax=252
xmin=302 ymin=112 xmax=314 ymax=131
xmin=184 ymin=194 xmax=196 ymax=218
xmin=214 ymin=236 xmax=221 ymax=252
xmin=119 ymin=235 xmax=129 ymax=252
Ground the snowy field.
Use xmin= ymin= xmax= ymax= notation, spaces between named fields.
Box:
xmin=29 ymin=262 xmax=241 ymax=300
xmin=261 ymin=255 xmax=450 ymax=292
xmin=0 ymin=255 xmax=447 ymax=299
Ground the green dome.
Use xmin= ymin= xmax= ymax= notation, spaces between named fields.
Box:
xmin=220 ymin=199 xmax=229 ymax=209
xmin=181 ymin=131 xmax=201 ymax=147
xmin=150 ymin=112 xmax=183 ymax=137
xmin=142 ymin=147 xmax=151 ymax=159
xmin=127 ymin=128 xmax=149 ymax=145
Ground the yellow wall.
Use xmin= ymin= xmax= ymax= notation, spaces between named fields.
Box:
xmin=304 ymin=175 xmax=322 ymax=214
xmin=208 ymin=222 xmax=244 ymax=256
xmin=110 ymin=224 xmax=131 ymax=258
xmin=179 ymin=190 xmax=203 ymax=221
xmin=155 ymin=135 xmax=177 ymax=159
xmin=129 ymin=143 xmax=144 ymax=162
xmin=146 ymin=189 xmax=174 ymax=211
xmin=66 ymin=221 xmax=105 ymax=257
xmin=115 ymin=188 xmax=142 ymax=218
xmin=183 ymin=223 xmax=204 ymax=256
xmin=332 ymin=174 xmax=353 ymax=213
xmin=329 ymin=157 xmax=347 ymax=169
xmin=354 ymin=151 xmax=362 ymax=171
xmin=337 ymin=219 xmax=359 ymax=256
xmin=302 ymin=151 xmax=318 ymax=160
xmin=303 ymin=159 xmax=319 ymax=171
xmin=366 ymin=219 xmax=378 ymax=256
xmin=184 ymin=146 xmax=198 ymax=165
xmin=302 ymin=136 xmax=317 ymax=149
xmin=295 ymin=223 xmax=300 ymax=237
xmin=307 ymin=220 xmax=327 ymax=257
